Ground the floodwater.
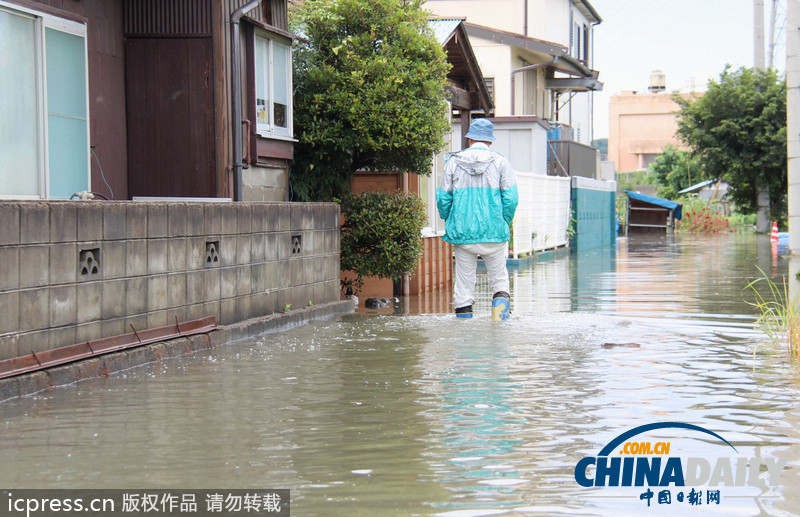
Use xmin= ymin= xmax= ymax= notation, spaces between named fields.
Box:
xmin=2 ymin=233 xmax=800 ymax=516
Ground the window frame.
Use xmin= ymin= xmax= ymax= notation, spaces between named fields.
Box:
xmin=0 ymin=1 xmax=89 ymax=200
xmin=253 ymin=29 xmax=293 ymax=141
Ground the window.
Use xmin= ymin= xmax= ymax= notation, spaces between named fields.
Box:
xmin=254 ymin=32 xmax=292 ymax=139
xmin=583 ymin=24 xmax=590 ymax=64
xmin=0 ymin=3 xmax=89 ymax=199
xmin=484 ymin=78 xmax=495 ymax=105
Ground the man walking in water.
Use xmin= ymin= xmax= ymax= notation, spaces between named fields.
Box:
xmin=436 ymin=118 xmax=518 ymax=320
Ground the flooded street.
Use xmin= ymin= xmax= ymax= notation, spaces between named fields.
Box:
xmin=2 ymin=233 xmax=800 ymax=516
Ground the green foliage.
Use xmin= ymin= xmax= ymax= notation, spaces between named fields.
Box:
xmin=615 ymin=170 xmax=660 ymax=193
xmin=591 ymin=138 xmax=608 ymax=155
xmin=649 ymin=145 xmax=705 ymax=199
xmin=674 ymin=66 xmax=787 ymax=222
xmin=676 ymin=195 xmax=749 ymax=233
xmin=339 ymin=190 xmax=427 ymax=294
xmin=747 ymin=268 xmax=800 ymax=358
xmin=290 ymin=0 xmax=451 ymax=201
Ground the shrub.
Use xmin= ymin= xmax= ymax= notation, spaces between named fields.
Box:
xmin=676 ymin=196 xmax=753 ymax=233
xmin=678 ymin=206 xmax=732 ymax=233
xmin=339 ymin=190 xmax=427 ymax=294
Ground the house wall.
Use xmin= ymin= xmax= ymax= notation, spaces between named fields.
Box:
xmin=0 ymin=201 xmax=341 ymax=362
xmin=6 ymin=0 xmax=129 ymax=200
xmin=243 ymin=164 xmax=290 ymax=202
xmin=348 ymin=172 xmax=454 ymax=297
xmin=426 ymin=0 xmax=524 ymax=34
xmin=426 ymin=0 xmax=598 ymax=145
xmin=84 ymin=0 xmax=128 ymax=200
xmin=609 ymin=91 xmax=694 ymax=172
xmin=473 ymin=42 xmax=515 ymax=116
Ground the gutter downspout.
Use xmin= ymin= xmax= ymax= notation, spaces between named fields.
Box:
xmin=231 ymin=0 xmax=261 ymax=201
xmin=523 ymin=0 xmax=528 ymax=36
xmin=510 ymin=58 xmax=557 ymax=115
xmin=589 ymin=19 xmax=600 ymax=144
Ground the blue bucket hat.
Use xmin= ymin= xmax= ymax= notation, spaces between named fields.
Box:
xmin=465 ymin=118 xmax=496 ymax=142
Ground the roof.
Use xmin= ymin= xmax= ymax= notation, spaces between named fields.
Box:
xmin=428 ymin=18 xmax=494 ymax=115
xmin=462 ymin=22 xmax=602 ymax=91
xmin=678 ymin=179 xmax=722 ymax=194
xmin=428 ymin=18 xmax=463 ymax=46
xmin=625 ymin=190 xmax=683 ymax=219
xmin=573 ymin=0 xmax=602 ymax=24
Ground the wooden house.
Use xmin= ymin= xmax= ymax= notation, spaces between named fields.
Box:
xmin=1 ymin=0 xmax=293 ymax=202
xmin=349 ymin=18 xmax=493 ymax=298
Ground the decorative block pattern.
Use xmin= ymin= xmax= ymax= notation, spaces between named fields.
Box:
xmin=78 ymin=248 xmax=101 ymax=279
xmin=205 ymin=241 xmax=220 ymax=267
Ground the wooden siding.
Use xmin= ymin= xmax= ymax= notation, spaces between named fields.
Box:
xmin=626 ymin=199 xmax=675 ymax=235
xmin=10 ymin=0 xmax=129 ymax=199
xmin=410 ymin=237 xmax=453 ymax=296
xmin=349 ymin=172 xmax=453 ymax=297
xmin=124 ymin=0 xmax=212 ymax=37
xmin=126 ymin=38 xmax=217 ymax=198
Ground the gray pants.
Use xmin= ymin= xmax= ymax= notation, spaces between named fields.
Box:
xmin=453 ymin=242 xmax=510 ymax=309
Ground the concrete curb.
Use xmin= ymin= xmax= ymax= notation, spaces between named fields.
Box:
xmin=0 ymin=300 xmax=354 ymax=403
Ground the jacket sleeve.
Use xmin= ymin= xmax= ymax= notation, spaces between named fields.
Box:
xmin=436 ymin=157 xmax=455 ymax=221
xmin=500 ymin=160 xmax=518 ymax=225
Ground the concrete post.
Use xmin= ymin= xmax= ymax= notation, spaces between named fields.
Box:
xmin=755 ymin=0 xmax=766 ymax=69
xmin=789 ymin=0 xmax=800 ymax=254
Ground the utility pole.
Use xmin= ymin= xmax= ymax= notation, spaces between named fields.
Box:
xmin=756 ymin=0 xmax=766 ymax=69
xmin=769 ymin=0 xmax=779 ymax=68
xmin=788 ymin=0 xmax=800 ymax=254
xmin=756 ymin=0 xmax=770 ymax=232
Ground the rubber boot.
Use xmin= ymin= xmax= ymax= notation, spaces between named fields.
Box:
xmin=492 ymin=291 xmax=511 ymax=321
xmin=455 ymin=305 xmax=473 ymax=319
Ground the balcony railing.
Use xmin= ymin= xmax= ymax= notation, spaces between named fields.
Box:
xmin=547 ymin=140 xmax=599 ymax=178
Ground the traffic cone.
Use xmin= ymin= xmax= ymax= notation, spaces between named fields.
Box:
xmin=771 ymin=222 xmax=779 ymax=241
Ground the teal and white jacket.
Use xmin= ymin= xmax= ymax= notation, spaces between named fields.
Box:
xmin=436 ymin=143 xmax=519 ymax=244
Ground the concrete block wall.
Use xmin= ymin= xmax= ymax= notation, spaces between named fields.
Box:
xmin=0 ymin=201 xmax=341 ymax=362
xmin=243 ymin=165 xmax=290 ymax=202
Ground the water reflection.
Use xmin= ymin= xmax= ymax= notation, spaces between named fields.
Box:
xmin=1 ymin=233 xmax=799 ymax=516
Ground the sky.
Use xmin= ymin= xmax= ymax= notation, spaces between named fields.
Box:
xmin=590 ymin=0 xmax=787 ymax=139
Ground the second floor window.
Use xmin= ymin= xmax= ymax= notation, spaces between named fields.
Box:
xmin=255 ymin=32 xmax=292 ymax=138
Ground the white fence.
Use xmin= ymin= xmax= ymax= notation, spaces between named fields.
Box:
xmin=511 ymin=174 xmax=571 ymax=258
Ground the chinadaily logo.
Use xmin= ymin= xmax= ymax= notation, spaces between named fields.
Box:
xmin=573 ymin=422 xmax=787 ymax=508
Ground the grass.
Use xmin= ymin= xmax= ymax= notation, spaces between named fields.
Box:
xmin=746 ymin=268 xmax=800 ymax=358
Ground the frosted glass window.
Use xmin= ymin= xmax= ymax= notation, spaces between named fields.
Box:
xmin=0 ymin=9 xmax=39 ymax=197
xmin=0 ymin=3 xmax=88 ymax=199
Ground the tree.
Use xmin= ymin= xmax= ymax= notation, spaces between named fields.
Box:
xmin=290 ymin=0 xmax=451 ymax=201
xmin=650 ymin=145 xmax=705 ymax=200
xmin=674 ymin=66 xmax=786 ymax=228
xmin=339 ymin=190 xmax=427 ymax=294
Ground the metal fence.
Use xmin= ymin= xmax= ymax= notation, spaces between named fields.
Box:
xmin=547 ymin=140 xmax=599 ymax=178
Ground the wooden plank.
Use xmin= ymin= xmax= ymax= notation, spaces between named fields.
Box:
xmin=126 ymin=38 xmax=216 ymax=198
